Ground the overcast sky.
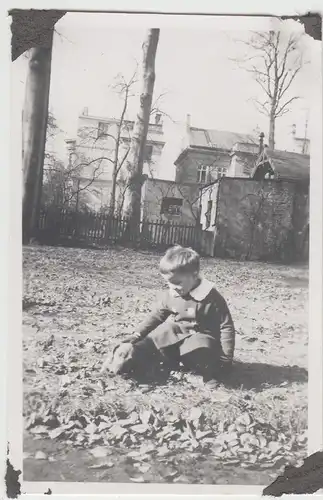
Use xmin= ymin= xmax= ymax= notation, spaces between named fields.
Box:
xmin=12 ymin=13 xmax=319 ymax=179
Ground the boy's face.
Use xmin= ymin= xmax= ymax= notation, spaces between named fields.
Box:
xmin=163 ymin=271 xmax=199 ymax=297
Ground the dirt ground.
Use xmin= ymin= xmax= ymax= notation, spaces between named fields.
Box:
xmin=22 ymin=245 xmax=308 ymax=485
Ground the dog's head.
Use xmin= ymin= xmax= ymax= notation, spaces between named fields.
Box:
xmin=102 ymin=342 xmax=135 ymax=375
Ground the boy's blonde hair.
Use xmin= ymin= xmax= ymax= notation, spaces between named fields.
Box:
xmin=159 ymin=245 xmax=200 ymax=275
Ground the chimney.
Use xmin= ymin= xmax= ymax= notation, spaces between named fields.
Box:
xmin=155 ymin=113 xmax=162 ymax=125
xmin=65 ymin=139 xmax=76 ymax=153
xmin=82 ymin=107 xmax=88 ymax=116
xmin=259 ymin=132 xmax=265 ymax=153
xmin=186 ymin=114 xmax=191 ymax=130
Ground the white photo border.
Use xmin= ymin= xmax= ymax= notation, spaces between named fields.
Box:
xmin=1 ymin=1 xmax=322 ymax=498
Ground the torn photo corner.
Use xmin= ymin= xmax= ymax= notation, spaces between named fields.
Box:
xmin=4 ymin=3 xmax=323 ymax=498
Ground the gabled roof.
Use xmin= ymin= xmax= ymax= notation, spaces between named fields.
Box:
xmin=252 ymin=148 xmax=310 ymax=182
xmin=189 ymin=127 xmax=257 ymax=151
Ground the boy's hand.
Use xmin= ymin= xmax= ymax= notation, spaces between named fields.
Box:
xmin=120 ymin=333 xmax=142 ymax=344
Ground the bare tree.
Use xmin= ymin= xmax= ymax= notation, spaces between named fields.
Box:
xmin=42 ymin=113 xmax=107 ymax=210
xmin=232 ymin=30 xmax=305 ymax=149
xmin=43 ymin=152 xmax=113 ymax=211
xmin=74 ymin=79 xmax=168 ymax=217
xmin=76 ymin=71 xmax=138 ymax=214
xmin=122 ymin=28 xmax=160 ymax=228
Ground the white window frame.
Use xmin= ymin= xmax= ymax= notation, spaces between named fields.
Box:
xmin=197 ymin=165 xmax=209 ymax=184
xmin=213 ymin=165 xmax=227 ymax=179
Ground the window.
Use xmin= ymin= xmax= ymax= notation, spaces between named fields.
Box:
xmin=205 ymin=200 xmax=213 ymax=229
xmin=214 ymin=166 xmax=227 ymax=179
xmin=197 ymin=165 xmax=209 ymax=184
xmin=144 ymin=144 xmax=153 ymax=163
xmin=198 ymin=165 xmax=227 ymax=183
xmin=97 ymin=121 xmax=109 ymax=139
xmin=161 ymin=197 xmax=183 ymax=216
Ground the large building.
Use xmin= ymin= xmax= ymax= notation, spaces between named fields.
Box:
xmin=66 ymin=108 xmax=165 ymax=211
xmin=141 ymin=116 xmax=258 ymax=224
xmin=174 ymin=115 xmax=257 ymax=184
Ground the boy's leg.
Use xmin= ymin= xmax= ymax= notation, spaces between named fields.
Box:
xmin=133 ymin=330 xmax=181 ymax=372
xmin=159 ymin=344 xmax=181 ymax=370
xmin=180 ymin=335 xmax=231 ymax=387
xmin=181 ymin=347 xmax=222 ymax=380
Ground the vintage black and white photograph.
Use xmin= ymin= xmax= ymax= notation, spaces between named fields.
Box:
xmin=10 ymin=8 xmax=321 ymax=490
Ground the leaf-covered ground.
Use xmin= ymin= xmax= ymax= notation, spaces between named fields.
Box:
xmin=23 ymin=245 xmax=308 ymax=484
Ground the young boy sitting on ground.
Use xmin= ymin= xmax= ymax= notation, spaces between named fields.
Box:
xmin=104 ymin=245 xmax=235 ymax=389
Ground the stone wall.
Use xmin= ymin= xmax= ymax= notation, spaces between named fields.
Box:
xmin=199 ymin=177 xmax=309 ymax=262
xmin=292 ymin=184 xmax=309 ymax=260
xmin=141 ymin=178 xmax=200 ymax=224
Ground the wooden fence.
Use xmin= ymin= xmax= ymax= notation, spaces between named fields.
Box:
xmin=36 ymin=208 xmax=202 ymax=250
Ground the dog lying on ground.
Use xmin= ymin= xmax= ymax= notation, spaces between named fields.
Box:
xmin=101 ymin=342 xmax=135 ymax=375
xmin=100 ymin=337 xmax=167 ymax=377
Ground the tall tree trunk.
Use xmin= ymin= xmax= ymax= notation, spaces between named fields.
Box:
xmin=22 ymin=40 xmax=53 ymax=244
xmin=268 ymin=110 xmax=275 ymax=150
xmin=122 ymin=29 xmax=160 ymax=230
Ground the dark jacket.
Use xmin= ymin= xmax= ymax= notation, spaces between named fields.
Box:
xmin=137 ymin=279 xmax=235 ymax=361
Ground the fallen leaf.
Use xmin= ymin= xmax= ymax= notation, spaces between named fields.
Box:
xmin=98 ymin=422 xmax=110 ymax=432
xmin=235 ymin=424 xmax=246 ymax=434
xmin=85 ymin=423 xmax=98 ymax=435
xmin=195 ymin=430 xmax=213 ymax=440
xmin=90 ymin=446 xmax=110 ymax=458
xmin=140 ymin=410 xmax=152 ymax=425
xmin=267 ymin=441 xmax=281 ymax=454
xmin=48 ymin=428 xmax=65 ymax=439
xmin=89 ymin=462 xmax=114 ymax=469
xmin=222 ymin=459 xmax=241 ymax=465
xmin=29 ymin=426 xmax=48 ymax=435
xmin=127 ymin=451 xmax=142 ymax=458
xmin=174 ymin=475 xmax=190 ymax=483
xmin=258 ymin=435 xmax=267 ymax=448
xmin=224 ymin=432 xmax=239 ymax=443
xmin=218 ymin=421 xmax=225 ymax=433
xmin=137 ymin=463 xmax=151 ymax=473
xmin=228 ymin=439 xmax=240 ymax=448
xmin=236 ymin=413 xmax=252 ymax=427
xmin=139 ymin=443 xmax=155 ymax=454
xmin=189 ymin=407 xmax=202 ymax=421
xmin=34 ymin=451 xmax=47 ymax=460
xmin=129 ymin=476 xmax=145 ymax=483
xmin=240 ymin=433 xmax=256 ymax=446
xmin=131 ymin=424 xmax=150 ymax=434
xmin=109 ymin=424 xmax=128 ymax=439
xmin=157 ymin=445 xmax=169 ymax=456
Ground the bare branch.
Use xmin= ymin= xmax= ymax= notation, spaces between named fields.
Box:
xmin=276 ymin=63 xmax=303 ymax=103
xmin=249 ymin=97 xmax=271 ymax=117
xmin=275 ymin=96 xmax=300 ymax=117
xmin=231 ymin=30 xmax=304 ymax=148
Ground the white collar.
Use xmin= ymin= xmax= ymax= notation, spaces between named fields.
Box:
xmin=189 ymin=278 xmax=214 ymax=301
